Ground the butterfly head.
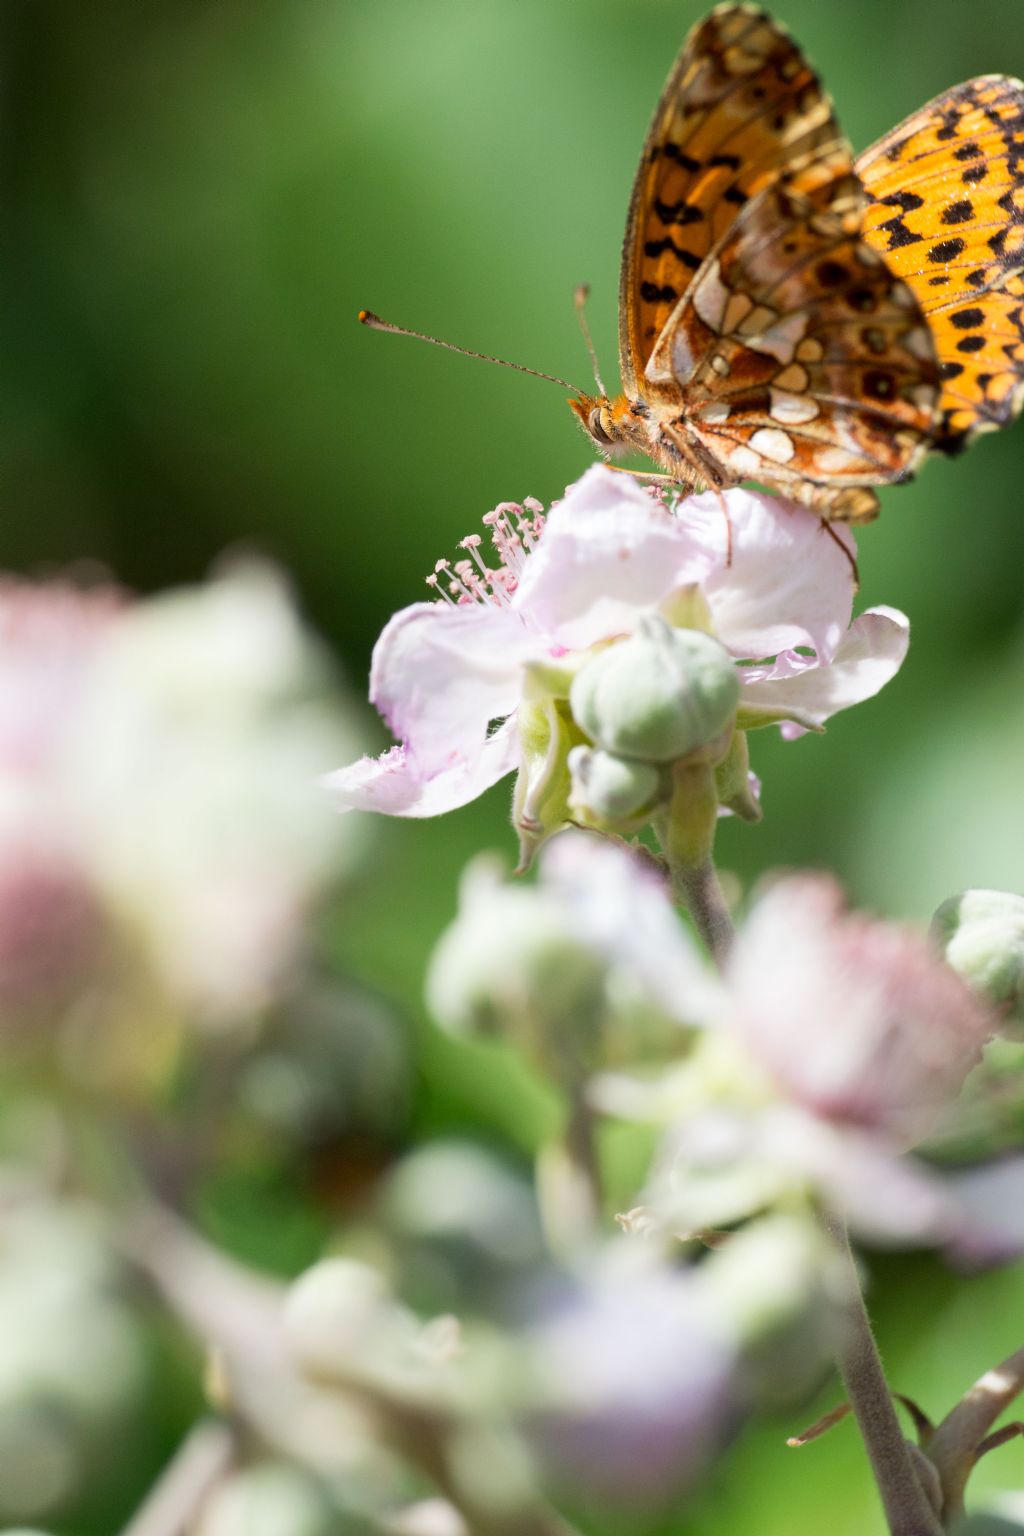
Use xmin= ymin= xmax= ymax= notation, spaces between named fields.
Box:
xmin=568 ymin=393 xmax=644 ymax=459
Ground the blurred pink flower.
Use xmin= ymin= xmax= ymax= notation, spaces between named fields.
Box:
xmin=728 ymin=875 xmax=993 ymax=1146
xmin=527 ymin=1248 xmax=736 ymax=1509
xmin=327 ymin=466 xmax=909 ymax=818
xmin=498 ymin=835 xmax=1008 ymax=1251
xmin=0 ymin=583 xmax=121 ymax=1023
xmin=0 ymin=567 xmax=359 ymax=1029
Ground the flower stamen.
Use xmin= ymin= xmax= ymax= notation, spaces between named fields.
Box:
xmin=424 ymin=499 xmax=547 ymax=608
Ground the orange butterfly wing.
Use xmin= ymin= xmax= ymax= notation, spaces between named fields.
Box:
xmin=857 ymin=76 xmax=1024 ymax=450
xmin=618 ymin=4 xmax=854 ymax=394
xmin=646 ymin=184 xmax=940 ymax=511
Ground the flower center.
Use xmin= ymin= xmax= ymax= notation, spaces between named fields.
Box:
xmin=426 ymin=498 xmax=546 ymax=608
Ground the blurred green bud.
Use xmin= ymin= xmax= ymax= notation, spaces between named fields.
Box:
xmin=385 ymin=1501 xmax=468 ymax=1536
xmin=569 ymin=614 xmax=738 ymax=765
xmin=284 ymin=1259 xmax=417 ymax=1388
xmin=697 ymin=1217 xmax=846 ymax=1409
xmin=425 ymin=858 xmax=606 ymax=1050
xmin=933 ymin=889 xmax=1024 ymax=1035
xmin=567 ymin=746 xmax=662 ymax=825
xmin=380 ymin=1142 xmax=544 ymax=1311
xmin=0 ymin=1205 xmax=149 ymax=1525
xmin=194 ymin=1462 xmax=341 ymax=1536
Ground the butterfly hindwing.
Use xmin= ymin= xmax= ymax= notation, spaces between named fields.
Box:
xmin=645 ymin=183 xmax=941 ymax=515
xmin=857 ymin=76 xmax=1024 ymax=449
xmin=619 ymin=4 xmax=855 ymax=395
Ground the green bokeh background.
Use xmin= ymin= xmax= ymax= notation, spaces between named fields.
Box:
xmin=2 ymin=1 xmax=1023 ymax=1531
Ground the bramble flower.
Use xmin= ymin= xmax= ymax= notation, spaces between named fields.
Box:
xmin=425 ymin=832 xmax=719 ymax=1073
xmin=727 ymin=875 xmax=994 ymax=1147
xmin=327 ymin=467 xmax=908 ymax=857
xmin=67 ymin=562 xmax=360 ymax=1022
xmin=438 ymin=831 xmax=1008 ymax=1250
xmin=639 ymin=874 xmax=1001 ymax=1248
xmin=0 ymin=565 xmax=360 ymax=1035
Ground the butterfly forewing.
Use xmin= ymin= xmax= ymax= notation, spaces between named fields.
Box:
xmin=856 ymin=76 xmax=1024 ymax=449
xmin=619 ymin=3 xmax=855 ymax=394
xmin=645 ymin=183 xmax=940 ymax=511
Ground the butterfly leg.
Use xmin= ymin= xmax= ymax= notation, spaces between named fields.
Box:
xmin=818 ymin=518 xmax=860 ymax=590
xmin=602 ymin=464 xmax=687 ymax=490
xmin=714 ymin=488 xmax=734 ymax=569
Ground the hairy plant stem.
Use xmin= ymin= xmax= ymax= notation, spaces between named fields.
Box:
xmin=826 ymin=1218 xmax=943 ymax=1536
xmin=668 ymin=855 xmax=735 ymax=967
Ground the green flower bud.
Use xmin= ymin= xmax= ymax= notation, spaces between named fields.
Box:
xmin=424 ymin=858 xmax=606 ymax=1053
xmin=567 ymin=746 xmax=663 ymax=825
xmin=569 ymin=614 xmax=739 ymax=765
xmin=698 ymin=1216 xmax=846 ymax=1409
xmin=284 ymin=1259 xmax=416 ymax=1386
xmin=194 ymin=1462 xmax=341 ymax=1536
xmin=933 ymin=889 xmax=1024 ymax=1035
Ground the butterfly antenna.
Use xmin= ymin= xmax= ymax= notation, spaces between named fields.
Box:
xmin=358 ymin=311 xmax=587 ymax=394
xmin=573 ymin=284 xmax=606 ymax=396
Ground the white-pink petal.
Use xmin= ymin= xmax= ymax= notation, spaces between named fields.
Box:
xmin=738 ymin=606 xmax=909 ymax=734
xmin=512 ymin=467 xmax=712 ymax=651
xmin=370 ymin=600 xmax=525 ymax=776
xmin=679 ymin=490 xmax=856 ymax=663
xmin=323 ymin=721 xmax=519 ymax=818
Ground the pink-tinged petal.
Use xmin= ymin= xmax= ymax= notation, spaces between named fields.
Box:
xmin=769 ymin=1115 xmax=959 ymax=1247
xmin=370 ymin=600 xmax=526 ymax=775
xmin=678 ymin=490 xmax=856 ymax=662
xmin=324 ymin=721 xmax=519 ymax=818
xmin=946 ymin=1156 xmax=1024 ymax=1267
xmin=737 ymin=607 xmax=909 ymax=734
xmin=512 ymin=467 xmax=711 ymax=650
xmin=728 ymin=873 xmax=990 ymax=1144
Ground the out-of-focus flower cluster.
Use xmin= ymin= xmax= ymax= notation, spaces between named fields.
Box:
xmin=428 ymin=834 xmax=1022 ymax=1258
xmin=0 ymin=563 xmax=360 ymax=1045
xmin=0 ymin=558 xmax=414 ymax=1529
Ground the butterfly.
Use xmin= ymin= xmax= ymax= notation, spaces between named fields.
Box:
xmin=566 ymin=3 xmax=1024 ymax=521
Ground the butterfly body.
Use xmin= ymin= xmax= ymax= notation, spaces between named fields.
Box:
xmin=571 ymin=3 xmax=1024 ymax=520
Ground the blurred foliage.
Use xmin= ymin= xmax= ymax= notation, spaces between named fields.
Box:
xmin=1 ymin=1 xmax=1024 ymax=1531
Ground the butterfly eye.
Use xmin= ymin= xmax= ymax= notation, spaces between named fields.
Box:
xmin=588 ymin=408 xmax=613 ymax=446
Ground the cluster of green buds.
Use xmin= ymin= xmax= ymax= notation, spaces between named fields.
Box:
xmin=514 ymin=588 xmax=760 ymax=872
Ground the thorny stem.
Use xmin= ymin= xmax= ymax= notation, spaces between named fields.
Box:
xmin=669 ymin=855 xmax=736 ymax=969
xmin=927 ymin=1343 xmax=1024 ymax=1521
xmin=825 ymin=1218 xmax=943 ymax=1536
xmin=120 ymin=1419 xmax=234 ymax=1536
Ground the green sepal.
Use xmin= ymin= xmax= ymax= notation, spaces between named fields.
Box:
xmin=714 ymin=729 xmax=762 ymax=824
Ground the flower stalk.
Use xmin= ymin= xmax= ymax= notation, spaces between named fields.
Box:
xmin=826 ymin=1219 xmax=943 ymax=1536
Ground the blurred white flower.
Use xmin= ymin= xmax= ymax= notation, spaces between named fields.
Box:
xmin=636 ymin=875 xmax=1006 ymax=1250
xmin=0 ymin=564 xmax=362 ymax=1031
xmin=729 ymin=875 xmax=993 ymax=1146
xmin=425 ymin=832 xmax=718 ymax=1071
